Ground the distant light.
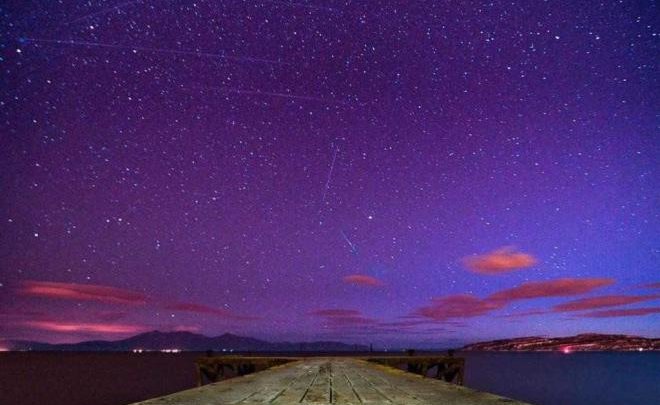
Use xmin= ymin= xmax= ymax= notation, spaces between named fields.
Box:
xmin=561 ymin=347 xmax=572 ymax=354
xmin=637 ymin=348 xmax=644 ymax=352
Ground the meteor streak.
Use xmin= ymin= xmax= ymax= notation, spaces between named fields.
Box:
xmin=226 ymin=88 xmax=341 ymax=103
xmin=67 ymin=0 xmax=146 ymax=25
xmin=192 ymin=85 xmax=349 ymax=105
xmin=340 ymin=230 xmax=358 ymax=255
xmin=267 ymin=0 xmax=340 ymax=13
xmin=23 ymin=38 xmax=284 ymax=65
xmin=320 ymin=145 xmax=339 ymax=206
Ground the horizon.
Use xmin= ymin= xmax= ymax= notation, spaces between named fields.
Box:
xmin=1 ymin=1 xmax=659 ymax=348
xmin=4 ymin=329 xmax=657 ymax=352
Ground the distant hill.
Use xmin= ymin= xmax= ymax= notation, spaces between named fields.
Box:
xmin=5 ymin=331 xmax=368 ymax=352
xmin=462 ymin=333 xmax=660 ymax=352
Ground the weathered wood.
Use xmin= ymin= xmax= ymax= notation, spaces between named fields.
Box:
xmin=196 ymin=356 xmax=298 ymax=385
xmin=132 ymin=357 xmax=532 ymax=404
xmin=365 ymin=355 xmax=465 ymax=384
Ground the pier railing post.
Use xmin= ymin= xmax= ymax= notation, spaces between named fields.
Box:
xmin=195 ymin=363 xmax=202 ymax=387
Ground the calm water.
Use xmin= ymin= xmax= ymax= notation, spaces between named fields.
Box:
xmin=461 ymin=352 xmax=660 ymax=405
xmin=0 ymin=352 xmax=658 ymax=405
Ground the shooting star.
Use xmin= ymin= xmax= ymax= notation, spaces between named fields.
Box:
xmin=67 ymin=0 xmax=146 ymax=25
xmin=266 ymin=0 xmax=340 ymax=13
xmin=22 ymin=38 xmax=285 ymax=65
xmin=340 ymin=230 xmax=358 ymax=255
xmin=193 ymin=86 xmax=349 ymax=105
xmin=320 ymin=144 xmax=339 ymax=206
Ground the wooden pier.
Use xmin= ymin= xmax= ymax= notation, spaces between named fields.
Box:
xmin=133 ymin=356 xmax=531 ymax=404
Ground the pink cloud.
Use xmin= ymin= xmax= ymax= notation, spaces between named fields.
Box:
xmin=553 ymin=295 xmax=659 ymax=312
xmin=23 ymin=320 xmax=147 ymax=334
xmin=645 ymin=282 xmax=660 ymax=289
xmin=463 ymin=247 xmax=537 ymax=274
xmin=415 ymin=294 xmax=504 ymax=321
xmin=580 ymin=307 xmax=660 ymax=318
xmin=489 ymin=278 xmax=614 ymax=302
xmin=342 ymin=274 xmax=384 ymax=287
xmin=19 ymin=280 xmax=147 ymax=305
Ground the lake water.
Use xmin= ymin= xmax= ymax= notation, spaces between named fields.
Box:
xmin=461 ymin=351 xmax=660 ymax=405
xmin=0 ymin=352 xmax=658 ymax=405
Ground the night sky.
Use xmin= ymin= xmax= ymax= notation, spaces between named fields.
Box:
xmin=1 ymin=1 xmax=658 ymax=348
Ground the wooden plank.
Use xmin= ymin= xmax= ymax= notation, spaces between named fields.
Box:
xmin=299 ymin=360 xmax=331 ymax=404
xmin=361 ymin=360 xmax=526 ymax=404
xmin=333 ymin=360 xmax=389 ymax=404
xmin=132 ymin=357 xmax=533 ymax=405
xmin=328 ymin=362 xmax=361 ymax=405
xmin=269 ymin=360 xmax=320 ymax=404
xmin=349 ymin=364 xmax=425 ymax=404
xmin=229 ymin=361 xmax=310 ymax=404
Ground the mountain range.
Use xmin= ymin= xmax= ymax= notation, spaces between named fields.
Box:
xmin=461 ymin=333 xmax=660 ymax=352
xmin=5 ymin=332 xmax=658 ymax=352
xmin=4 ymin=331 xmax=368 ymax=352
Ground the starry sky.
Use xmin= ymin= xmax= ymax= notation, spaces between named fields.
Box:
xmin=1 ymin=1 xmax=658 ymax=348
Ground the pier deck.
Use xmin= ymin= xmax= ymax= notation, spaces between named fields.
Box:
xmin=133 ymin=357 xmax=531 ymax=404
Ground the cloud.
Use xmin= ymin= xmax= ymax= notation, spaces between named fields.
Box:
xmin=18 ymin=281 xmax=252 ymax=321
xmin=415 ymin=294 xmax=504 ymax=321
xmin=553 ymin=295 xmax=659 ymax=312
xmin=19 ymin=280 xmax=147 ymax=305
xmin=489 ymin=278 xmax=614 ymax=302
xmin=579 ymin=307 xmax=660 ymax=318
xmin=23 ymin=320 xmax=147 ymax=334
xmin=645 ymin=282 xmax=660 ymax=289
xmin=342 ymin=274 xmax=384 ymax=287
xmin=165 ymin=302 xmax=256 ymax=320
xmin=463 ymin=247 xmax=537 ymax=274
xmin=411 ymin=278 xmax=618 ymax=323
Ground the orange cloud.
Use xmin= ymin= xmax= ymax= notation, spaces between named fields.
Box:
xmin=23 ymin=320 xmax=147 ymax=334
xmin=20 ymin=280 xmax=147 ymax=305
xmin=415 ymin=294 xmax=504 ymax=320
xmin=463 ymin=247 xmax=537 ymax=274
xmin=342 ymin=274 xmax=384 ymax=287
xmin=580 ymin=307 xmax=660 ymax=318
xmin=553 ymin=295 xmax=659 ymax=312
xmin=489 ymin=278 xmax=614 ymax=302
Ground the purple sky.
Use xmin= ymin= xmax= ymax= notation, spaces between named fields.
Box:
xmin=1 ymin=1 xmax=658 ymax=348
